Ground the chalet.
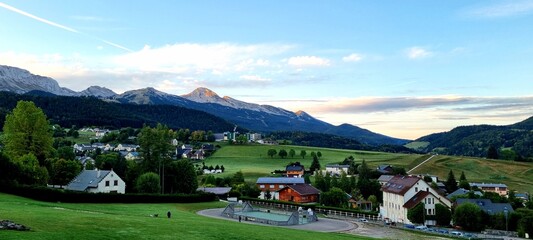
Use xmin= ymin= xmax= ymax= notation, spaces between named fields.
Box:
xmin=377 ymin=165 xmax=394 ymax=174
xmin=380 ymin=175 xmax=451 ymax=226
xmin=104 ymin=143 xmax=115 ymax=151
xmin=455 ymin=199 xmax=513 ymax=215
xmin=325 ymin=164 xmax=349 ymax=176
xmin=66 ymin=169 xmax=126 ymax=194
xmin=470 ymin=183 xmax=508 ymax=196
xmin=278 ymin=184 xmax=320 ymax=203
xmin=91 ymin=142 xmax=106 ymax=149
xmin=181 ymin=149 xmax=193 ymax=159
xmin=246 ymin=133 xmax=262 ymax=142
xmin=285 ymin=163 xmax=305 ymax=178
xmin=256 ymin=177 xmax=305 ymax=200
xmin=95 ymin=129 xmax=110 ymax=138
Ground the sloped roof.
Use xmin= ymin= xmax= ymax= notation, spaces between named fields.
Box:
xmin=456 ymin=198 xmax=513 ymax=215
xmin=446 ymin=188 xmax=483 ymax=199
xmin=286 ymin=165 xmax=304 ymax=171
xmin=403 ymin=191 xmax=430 ymax=209
xmin=256 ymin=177 xmax=305 ymax=184
xmin=66 ymin=170 xmax=111 ymax=191
xmin=378 ymin=175 xmax=394 ymax=183
xmin=280 ymin=184 xmax=320 ymax=195
xmin=325 ymin=164 xmax=350 ymax=168
xmin=381 ymin=175 xmax=420 ymax=195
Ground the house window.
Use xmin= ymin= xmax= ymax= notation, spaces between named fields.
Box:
xmin=415 ymin=187 xmax=418 ymax=192
xmin=114 ymin=180 xmax=118 ymax=186
xmin=269 ymin=185 xmax=275 ymax=189
xmin=105 ymin=181 xmax=110 ymax=187
xmin=259 ymin=185 xmax=265 ymax=189
xmin=279 ymin=185 xmax=284 ymax=189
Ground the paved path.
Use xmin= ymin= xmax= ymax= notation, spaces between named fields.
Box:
xmin=197 ymin=208 xmax=355 ymax=233
xmin=407 ymin=154 xmax=436 ymax=174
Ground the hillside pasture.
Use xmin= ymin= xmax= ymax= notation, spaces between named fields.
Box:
xmin=410 ymin=155 xmax=533 ymax=193
xmin=204 ymin=144 xmax=422 ymax=182
xmin=204 ymin=144 xmax=533 ymax=193
xmin=0 ymin=193 xmax=373 ymax=240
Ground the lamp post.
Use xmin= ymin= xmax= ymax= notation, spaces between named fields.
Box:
xmin=504 ymin=206 xmax=508 ymax=232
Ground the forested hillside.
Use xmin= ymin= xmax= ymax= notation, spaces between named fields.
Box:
xmin=0 ymin=91 xmax=236 ymax=132
xmin=413 ymin=117 xmax=533 ymax=161
xmin=269 ymin=131 xmax=416 ymax=153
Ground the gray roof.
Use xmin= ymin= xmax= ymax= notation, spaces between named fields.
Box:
xmin=286 ymin=165 xmax=304 ymax=171
xmin=456 ymin=198 xmax=514 ymax=215
xmin=470 ymin=182 xmax=508 ymax=188
xmin=378 ymin=175 xmax=394 ymax=182
xmin=447 ymin=188 xmax=482 ymax=199
xmin=256 ymin=177 xmax=305 ymax=184
xmin=196 ymin=187 xmax=232 ymax=195
xmin=66 ymin=170 xmax=111 ymax=191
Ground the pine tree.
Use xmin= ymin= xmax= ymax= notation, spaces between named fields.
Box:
xmin=310 ymin=155 xmax=321 ymax=172
xmin=445 ymin=170 xmax=458 ymax=193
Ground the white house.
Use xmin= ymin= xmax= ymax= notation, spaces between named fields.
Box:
xmin=325 ymin=164 xmax=350 ymax=176
xmin=116 ymin=144 xmax=139 ymax=152
xmin=380 ymin=175 xmax=451 ymax=226
xmin=66 ymin=169 xmax=126 ymax=194
xmin=125 ymin=152 xmax=141 ymax=161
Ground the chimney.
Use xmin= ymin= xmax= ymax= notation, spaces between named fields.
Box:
xmin=96 ymin=168 xmax=100 ymax=178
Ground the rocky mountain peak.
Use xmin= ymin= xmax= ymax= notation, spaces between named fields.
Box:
xmin=80 ymin=86 xmax=117 ymax=98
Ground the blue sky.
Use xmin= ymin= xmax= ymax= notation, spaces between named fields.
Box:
xmin=1 ymin=0 xmax=532 ymax=139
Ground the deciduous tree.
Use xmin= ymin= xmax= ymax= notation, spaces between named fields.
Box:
xmin=2 ymin=101 xmax=53 ymax=164
xmin=136 ymin=172 xmax=161 ymax=193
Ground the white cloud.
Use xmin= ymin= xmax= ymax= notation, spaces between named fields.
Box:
xmin=465 ymin=1 xmax=533 ymax=18
xmin=287 ymin=56 xmax=330 ymax=67
xmin=406 ymin=47 xmax=432 ymax=59
xmin=342 ymin=53 xmax=363 ymax=62
xmin=114 ymin=43 xmax=292 ymax=74
xmin=239 ymin=75 xmax=271 ymax=82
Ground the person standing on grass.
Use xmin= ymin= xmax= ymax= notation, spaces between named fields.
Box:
xmin=238 ymin=216 xmax=241 ymax=222
xmin=167 ymin=210 xmax=171 ymax=218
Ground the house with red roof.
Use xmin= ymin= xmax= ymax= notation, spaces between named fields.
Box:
xmin=380 ymin=175 xmax=451 ymax=226
xmin=278 ymin=184 xmax=320 ymax=203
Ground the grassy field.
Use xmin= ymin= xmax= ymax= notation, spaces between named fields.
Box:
xmin=204 ymin=144 xmax=533 ymax=193
xmin=411 ymin=155 xmax=533 ymax=194
xmin=0 ymin=193 xmax=374 ymax=240
xmin=203 ymin=144 xmax=424 ymax=182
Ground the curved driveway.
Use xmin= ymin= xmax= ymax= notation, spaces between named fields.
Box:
xmin=197 ymin=208 xmax=356 ymax=233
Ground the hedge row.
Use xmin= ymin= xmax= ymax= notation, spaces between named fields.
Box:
xmin=239 ymin=196 xmax=379 ymax=216
xmin=0 ymin=185 xmax=217 ymax=203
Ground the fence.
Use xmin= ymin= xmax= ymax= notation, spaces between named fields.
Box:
xmin=245 ymin=200 xmax=379 ymax=222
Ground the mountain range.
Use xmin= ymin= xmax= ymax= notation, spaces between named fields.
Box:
xmin=0 ymin=65 xmax=407 ymax=145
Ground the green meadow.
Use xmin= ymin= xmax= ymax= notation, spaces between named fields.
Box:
xmin=204 ymin=144 xmax=533 ymax=193
xmin=0 ymin=193 xmax=373 ymax=240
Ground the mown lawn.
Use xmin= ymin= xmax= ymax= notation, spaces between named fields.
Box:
xmin=0 ymin=193 xmax=374 ymax=240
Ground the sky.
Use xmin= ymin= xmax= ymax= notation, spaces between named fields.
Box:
xmin=1 ymin=0 xmax=532 ymax=140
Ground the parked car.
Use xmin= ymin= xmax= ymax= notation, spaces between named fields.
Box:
xmin=415 ymin=225 xmax=428 ymax=230
xmin=359 ymin=218 xmax=369 ymax=223
xmin=451 ymin=231 xmax=463 ymax=236
xmin=405 ymin=224 xmax=415 ymax=229
xmin=437 ymin=229 xmax=449 ymax=234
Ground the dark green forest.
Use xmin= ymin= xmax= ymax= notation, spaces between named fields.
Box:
xmin=416 ymin=116 xmax=533 ymax=161
xmin=269 ymin=131 xmax=416 ymax=153
xmin=0 ymin=91 xmax=235 ymax=132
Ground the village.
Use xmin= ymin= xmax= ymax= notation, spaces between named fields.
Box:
xmin=55 ymin=127 xmax=532 ymax=239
